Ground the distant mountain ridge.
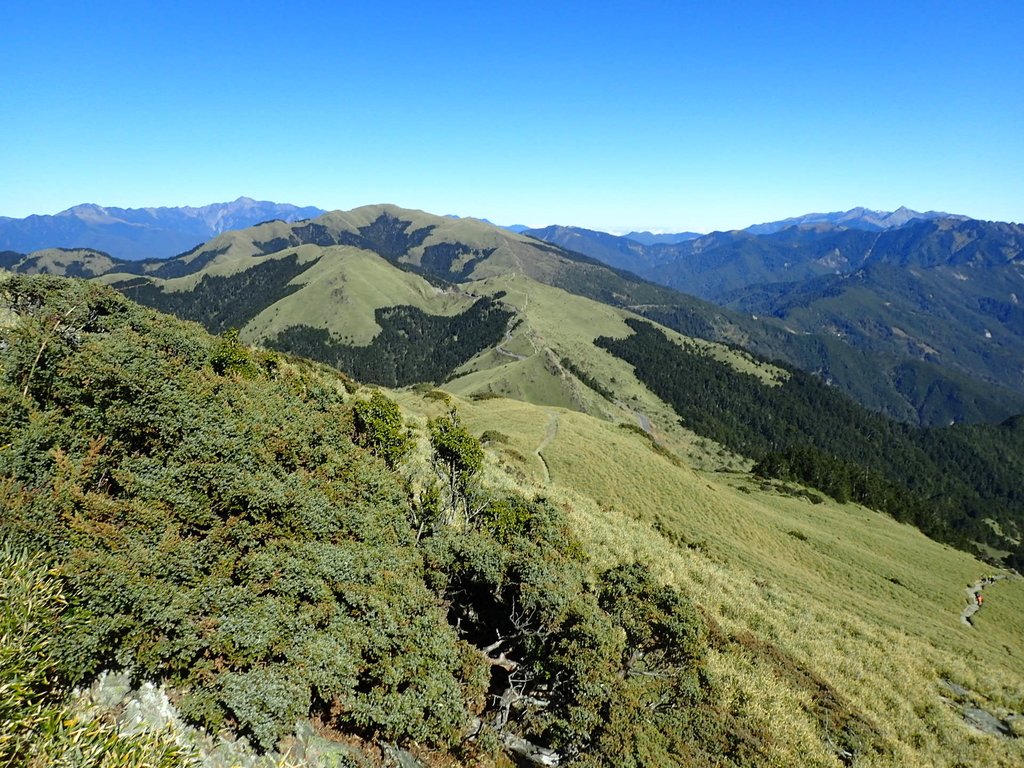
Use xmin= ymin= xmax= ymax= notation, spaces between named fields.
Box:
xmin=0 ymin=197 xmax=325 ymax=260
xmin=523 ymin=215 xmax=1024 ymax=419
xmin=0 ymin=201 xmax=968 ymax=262
xmin=623 ymin=230 xmax=702 ymax=245
xmin=6 ymin=204 xmax=1023 ymax=428
xmin=743 ymin=206 xmax=968 ymax=235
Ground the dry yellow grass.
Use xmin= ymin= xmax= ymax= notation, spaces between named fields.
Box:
xmin=393 ymin=388 xmax=1024 ymax=767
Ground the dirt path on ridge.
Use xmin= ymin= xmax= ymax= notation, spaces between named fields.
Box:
xmin=494 ymin=292 xmax=532 ymax=362
xmin=535 ymin=414 xmax=559 ymax=485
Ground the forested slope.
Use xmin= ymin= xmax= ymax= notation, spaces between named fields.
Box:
xmin=596 ymin=319 xmax=1024 ymax=555
xmin=0 ymin=275 xmax=755 ymax=767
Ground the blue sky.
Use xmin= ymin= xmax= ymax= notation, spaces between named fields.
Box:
xmin=2 ymin=1 xmax=1021 ymax=232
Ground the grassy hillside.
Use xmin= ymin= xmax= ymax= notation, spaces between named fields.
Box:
xmin=395 ymin=389 xmax=1024 ymax=768
xmin=2 ymin=247 xmax=120 ymax=278
xmin=0 ymin=274 xmax=757 ymax=767
xmin=443 ymin=273 xmax=770 ymax=469
xmin=594 ymin=318 xmax=1024 ymax=554
xmin=10 ymin=216 xmax=1024 ymax=558
xmin=9 ymin=204 xmax=1017 ymax=426
xmin=2 ymin=274 xmax=1022 ymax=766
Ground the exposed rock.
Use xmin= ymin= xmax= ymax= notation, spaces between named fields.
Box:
xmin=963 ymin=707 xmax=1014 ymax=737
xmin=80 ymin=671 xmax=369 ymax=767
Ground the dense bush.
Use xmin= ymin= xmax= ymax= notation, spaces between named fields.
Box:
xmin=351 ymin=389 xmax=413 ymax=469
xmin=0 ymin=275 xmax=746 ymax=765
xmin=0 ymin=544 xmax=190 ymax=767
xmin=0 ymin=275 xmax=477 ymax=751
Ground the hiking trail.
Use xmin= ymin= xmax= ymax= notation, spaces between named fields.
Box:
xmin=535 ymin=414 xmax=559 ymax=485
xmin=960 ymin=572 xmax=1018 ymax=626
xmin=494 ymin=291 xmax=533 ymax=362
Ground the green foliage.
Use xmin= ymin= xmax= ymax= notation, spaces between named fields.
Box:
xmin=597 ymin=318 xmax=1024 ymax=557
xmin=477 ymin=494 xmax=539 ymax=545
xmin=1007 ymin=544 xmax=1024 ymax=573
xmin=0 ymin=275 xmax=478 ymax=753
xmin=269 ymin=297 xmax=513 ymax=387
xmin=428 ymin=408 xmax=486 ymax=527
xmin=597 ymin=563 xmax=706 ymax=667
xmin=209 ymin=328 xmax=278 ymax=378
xmin=0 ymin=544 xmax=192 ymax=767
xmin=422 ymin=494 xmax=750 ymax=766
xmin=0 ymin=274 xmax=743 ymax=765
xmin=351 ymin=390 xmax=413 ymax=469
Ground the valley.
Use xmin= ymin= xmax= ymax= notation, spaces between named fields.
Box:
xmin=2 ymin=201 xmax=1024 ymax=767
xmin=6 ymin=3 xmax=1022 ymax=765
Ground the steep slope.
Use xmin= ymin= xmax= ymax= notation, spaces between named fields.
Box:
xmin=395 ymin=389 xmax=1024 ymax=768
xmin=80 ymin=210 xmax=1024 ymax=559
xmin=0 ymin=197 xmax=325 ymax=260
xmin=0 ymin=274 xmax=800 ymax=767
xmin=11 ymin=204 xmax=1022 ymax=425
xmin=4 ymin=273 xmax=1022 ymax=767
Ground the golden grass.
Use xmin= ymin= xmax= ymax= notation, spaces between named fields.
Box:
xmin=12 ymin=248 xmax=118 ymax=278
xmin=240 ymin=247 xmax=473 ymax=345
xmin=394 ymin=389 xmax=1024 ymax=767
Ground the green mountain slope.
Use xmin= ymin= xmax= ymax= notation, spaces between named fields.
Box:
xmin=723 ymin=259 xmax=1024 ymax=406
xmin=4 ymin=274 xmax=1023 ymax=768
xmin=8 ymin=205 xmax=1022 ymax=427
xmin=0 ymin=274 xmax=804 ymax=767
xmin=1 ymin=247 xmax=121 ymax=278
xmin=527 ymin=218 xmax=1024 ymax=421
xmin=396 ymin=389 xmax=1024 ymax=768
xmin=72 ymin=208 xmax=1024 ymax=558
xmin=595 ymin=318 xmax=1024 ymax=553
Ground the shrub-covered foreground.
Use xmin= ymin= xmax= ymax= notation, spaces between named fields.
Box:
xmin=0 ymin=275 xmax=754 ymax=766
xmin=0 ymin=545 xmax=190 ymax=767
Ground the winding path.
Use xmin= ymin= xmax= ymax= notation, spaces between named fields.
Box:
xmin=960 ymin=573 xmax=1014 ymax=626
xmin=614 ymin=398 xmax=655 ymax=438
xmin=495 ymin=315 xmax=529 ymax=361
xmin=535 ymin=414 xmax=559 ymax=485
xmin=494 ymin=291 xmax=533 ymax=362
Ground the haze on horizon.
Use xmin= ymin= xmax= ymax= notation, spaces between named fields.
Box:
xmin=2 ymin=1 xmax=1021 ymax=232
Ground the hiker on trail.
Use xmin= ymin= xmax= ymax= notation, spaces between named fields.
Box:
xmin=977 ymin=593 xmax=984 ymax=607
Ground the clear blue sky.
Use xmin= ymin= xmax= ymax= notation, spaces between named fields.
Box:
xmin=2 ymin=1 xmax=1021 ymax=232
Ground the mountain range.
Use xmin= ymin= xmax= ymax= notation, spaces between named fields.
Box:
xmin=7 ymin=204 xmax=1022 ymax=428
xmin=3 ymin=201 xmax=1023 ymax=546
xmin=3 ymin=204 xmax=1024 ymax=766
xmin=5 ymin=269 xmax=1023 ymax=767
xmin=523 ymin=215 xmax=1024 ymax=420
xmin=0 ymin=197 xmax=325 ymax=260
xmin=0 ymin=202 xmax=963 ymax=264
xmin=742 ymin=205 xmax=967 ymax=235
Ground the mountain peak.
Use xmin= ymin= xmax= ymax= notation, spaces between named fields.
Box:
xmin=745 ymin=206 xmax=965 ymax=235
xmin=0 ymin=199 xmax=327 ymax=260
